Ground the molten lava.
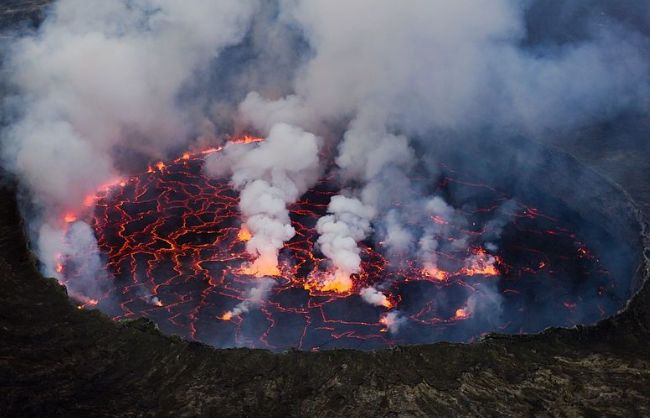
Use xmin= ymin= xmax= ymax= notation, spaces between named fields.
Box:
xmin=237 ymin=226 xmax=252 ymax=242
xmin=63 ymin=213 xmax=77 ymax=223
xmin=305 ymin=271 xmax=354 ymax=294
xmin=239 ymin=257 xmax=281 ymax=277
xmin=58 ymin=141 xmax=618 ymax=350
xmin=423 ymin=266 xmax=450 ymax=282
xmin=454 ymin=308 xmax=470 ymax=320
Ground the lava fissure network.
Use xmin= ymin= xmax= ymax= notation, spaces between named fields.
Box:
xmin=58 ymin=141 xmax=621 ymax=351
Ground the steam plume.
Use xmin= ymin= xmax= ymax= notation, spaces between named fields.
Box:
xmin=205 ymin=123 xmax=320 ymax=275
xmin=221 ymin=278 xmax=275 ymax=320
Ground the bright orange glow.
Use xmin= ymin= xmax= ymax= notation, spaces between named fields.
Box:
xmin=233 ymin=135 xmax=265 ymax=144
xmin=454 ymin=308 xmax=469 ymax=320
xmin=78 ymin=298 xmax=99 ymax=310
xmin=379 ymin=316 xmax=390 ymax=332
xmin=423 ymin=266 xmax=449 ymax=281
xmin=56 ymin=143 xmax=605 ymax=350
xmin=63 ymin=213 xmax=77 ymax=223
xmin=461 ymin=264 xmax=499 ymax=276
xmin=461 ymin=249 xmax=500 ymax=277
xmin=305 ymin=271 xmax=353 ymax=294
xmin=200 ymin=147 xmax=222 ymax=155
xmin=165 ymin=137 xmax=260 ymax=162
xmin=378 ymin=312 xmax=401 ymax=333
xmin=237 ymin=226 xmax=252 ymax=242
xmin=147 ymin=161 xmax=166 ymax=173
xmin=83 ymin=194 xmax=96 ymax=207
xmin=82 ymin=178 xmax=125 ymax=207
xmin=240 ymin=257 xmax=280 ymax=277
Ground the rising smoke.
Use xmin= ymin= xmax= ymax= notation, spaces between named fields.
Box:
xmin=205 ymin=122 xmax=320 ymax=276
xmin=220 ymin=278 xmax=276 ymax=321
xmin=1 ymin=0 xmax=648 ymax=335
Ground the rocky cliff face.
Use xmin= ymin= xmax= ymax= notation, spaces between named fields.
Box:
xmin=1 ymin=2 xmax=650 ymax=417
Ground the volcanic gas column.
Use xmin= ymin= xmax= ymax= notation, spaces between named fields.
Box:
xmin=308 ymin=117 xmax=416 ymax=296
xmin=311 ymin=195 xmax=375 ymax=293
xmin=205 ymin=123 xmax=321 ymax=279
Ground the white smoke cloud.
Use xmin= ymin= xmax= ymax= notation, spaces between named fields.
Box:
xmin=5 ymin=0 xmax=259 ymax=207
xmin=315 ymin=195 xmax=375 ymax=283
xmin=278 ymin=0 xmax=648 ymax=137
xmin=360 ymin=286 xmax=390 ymax=307
xmin=382 ymin=210 xmax=414 ymax=255
xmin=482 ymin=199 xmax=518 ymax=249
xmin=418 ymin=231 xmax=440 ymax=273
xmin=205 ymin=123 xmax=320 ymax=275
xmin=418 ymin=196 xmax=467 ymax=270
xmin=464 ymin=284 xmax=504 ymax=326
xmin=54 ymin=220 xmax=106 ymax=301
xmin=425 ymin=197 xmax=455 ymax=220
xmin=239 ymin=92 xmax=318 ymax=136
xmin=222 ymin=278 xmax=275 ymax=319
xmin=1 ymin=0 xmax=260 ymax=291
xmin=380 ymin=311 xmax=407 ymax=334
xmin=241 ymin=1 xmax=649 ymax=286
xmin=310 ymin=115 xmax=418 ymax=282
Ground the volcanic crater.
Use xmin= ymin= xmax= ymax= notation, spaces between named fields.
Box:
xmin=58 ymin=138 xmax=642 ymax=351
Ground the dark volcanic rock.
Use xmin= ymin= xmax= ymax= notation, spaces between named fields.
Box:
xmin=0 ymin=1 xmax=50 ymax=32
xmin=1 ymin=2 xmax=650 ymax=417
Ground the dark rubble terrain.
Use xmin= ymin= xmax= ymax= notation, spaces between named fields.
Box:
xmin=2 ymin=2 xmax=650 ymax=417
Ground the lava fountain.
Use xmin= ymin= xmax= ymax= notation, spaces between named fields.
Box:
xmin=57 ymin=138 xmax=641 ymax=351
